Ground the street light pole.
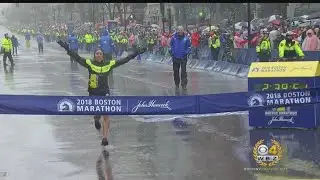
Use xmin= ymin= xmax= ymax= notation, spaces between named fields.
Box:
xmin=247 ymin=2 xmax=252 ymax=48
xmin=101 ymin=5 xmax=105 ymax=28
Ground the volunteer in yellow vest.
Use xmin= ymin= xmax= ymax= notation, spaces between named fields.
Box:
xmin=57 ymin=40 xmax=146 ymax=147
xmin=85 ymin=32 xmax=93 ymax=52
xmin=278 ymin=32 xmax=304 ymax=61
xmin=121 ymin=35 xmax=128 ymax=52
xmin=1 ymin=33 xmax=14 ymax=66
xmin=147 ymin=35 xmax=156 ymax=52
xmin=208 ymin=32 xmax=221 ymax=61
xmin=78 ymin=35 xmax=84 ymax=51
xmin=256 ymin=31 xmax=271 ymax=62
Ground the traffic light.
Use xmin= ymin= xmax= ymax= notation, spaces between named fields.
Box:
xmin=199 ymin=12 xmax=205 ymax=21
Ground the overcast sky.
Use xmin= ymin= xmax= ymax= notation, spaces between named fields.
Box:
xmin=0 ymin=3 xmax=9 ymax=9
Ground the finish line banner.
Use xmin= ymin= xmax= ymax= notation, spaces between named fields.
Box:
xmin=0 ymin=89 xmax=318 ymax=115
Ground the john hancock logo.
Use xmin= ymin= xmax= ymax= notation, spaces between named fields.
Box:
xmin=131 ymin=99 xmax=171 ymax=113
xmin=57 ymin=99 xmax=75 ymax=112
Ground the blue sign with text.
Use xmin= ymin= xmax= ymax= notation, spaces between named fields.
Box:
xmin=248 ymin=77 xmax=320 ymax=128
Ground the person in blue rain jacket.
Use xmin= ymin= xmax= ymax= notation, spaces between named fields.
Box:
xmin=99 ymin=30 xmax=114 ymax=62
xmin=11 ymin=35 xmax=19 ymax=56
xmin=36 ymin=32 xmax=44 ymax=54
xmin=169 ymin=26 xmax=191 ymax=91
xmin=68 ymin=33 xmax=79 ymax=63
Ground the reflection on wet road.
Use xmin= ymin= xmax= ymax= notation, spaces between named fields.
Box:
xmin=0 ymin=26 xmax=320 ymax=180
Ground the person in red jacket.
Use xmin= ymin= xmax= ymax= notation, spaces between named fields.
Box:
xmin=191 ymin=30 xmax=200 ymax=59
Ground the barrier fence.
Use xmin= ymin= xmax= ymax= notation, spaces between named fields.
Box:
xmin=0 ymin=88 xmax=316 ymax=115
xmin=142 ymin=47 xmax=320 ymax=78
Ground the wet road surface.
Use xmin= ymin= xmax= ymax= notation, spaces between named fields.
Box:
xmin=1 ymin=26 xmax=320 ymax=180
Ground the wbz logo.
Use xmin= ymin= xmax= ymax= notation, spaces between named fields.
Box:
xmin=257 ymin=155 xmax=279 ymax=162
xmin=256 ymin=144 xmax=279 ymax=162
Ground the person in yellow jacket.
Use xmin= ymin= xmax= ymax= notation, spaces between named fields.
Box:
xmin=209 ymin=32 xmax=221 ymax=61
xmin=256 ymin=31 xmax=271 ymax=62
xmin=1 ymin=33 xmax=14 ymax=66
xmin=278 ymin=32 xmax=304 ymax=61
xmin=85 ymin=32 xmax=93 ymax=52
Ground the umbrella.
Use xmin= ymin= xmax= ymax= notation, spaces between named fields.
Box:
xmin=313 ymin=21 xmax=320 ymax=27
xmin=257 ymin=18 xmax=269 ymax=26
xmin=235 ymin=22 xmax=248 ymax=27
xmin=299 ymin=22 xmax=312 ymax=28
xmin=250 ymin=18 xmax=260 ymax=25
xmin=307 ymin=12 xmax=320 ymax=20
xmin=150 ymin=24 xmax=160 ymax=29
xmin=204 ymin=26 xmax=219 ymax=31
xmin=268 ymin=15 xmax=282 ymax=22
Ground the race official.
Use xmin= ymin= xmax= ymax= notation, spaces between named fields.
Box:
xmin=256 ymin=31 xmax=271 ymax=62
xmin=1 ymin=33 xmax=14 ymax=66
xmin=208 ymin=32 xmax=221 ymax=61
xmin=169 ymin=26 xmax=191 ymax=91
xmin=68 ymin=33 xmax=79 ymax=62
xmin=99 ymin=30 xmax=114 ymax=62
xmin=278 ymin=32 xmax=304 ymax=60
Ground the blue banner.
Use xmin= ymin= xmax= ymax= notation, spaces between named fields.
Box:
xmin=0 ymin=89 xmax=319 ymax=116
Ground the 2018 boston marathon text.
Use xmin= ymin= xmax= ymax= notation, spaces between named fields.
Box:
xmin=265 ymin=91 xmax=311 ymax=105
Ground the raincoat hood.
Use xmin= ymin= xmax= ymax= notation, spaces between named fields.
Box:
xmin=307 ymin=29 xmax=315 ymax=36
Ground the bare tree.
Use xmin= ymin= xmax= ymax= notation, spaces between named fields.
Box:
xmin=115 ymin=3 xmax=123 ymax=23
xmin=105 ymin=3 xmax=116 ymax=20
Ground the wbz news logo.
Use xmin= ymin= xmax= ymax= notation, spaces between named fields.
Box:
xmin=253 ymin=139 xmax=283 ymax=167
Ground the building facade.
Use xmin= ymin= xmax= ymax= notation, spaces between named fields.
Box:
xmin=145 ymin=3 xmax=176 ymax=27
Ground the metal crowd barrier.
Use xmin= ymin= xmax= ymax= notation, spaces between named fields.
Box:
xmin=141 ymin=46 xmax=320 ymax=78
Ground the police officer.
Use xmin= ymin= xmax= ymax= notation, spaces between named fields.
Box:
xmin=169 ymin=26 xmax=191 ymax=91
xmin=278 ymin=32 xmax=304 ymax=61
xmin=1 ymin=33 xmax=14 ymax=66
xmin=256 ymin=31 xmax=271 ymax=62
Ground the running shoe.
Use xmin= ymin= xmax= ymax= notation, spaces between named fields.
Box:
xmin=94 ymin=115 xmax=101 ymax=130
xmin=101 ymin=138 xmax=109 ymax=146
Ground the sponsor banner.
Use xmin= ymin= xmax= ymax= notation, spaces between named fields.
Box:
xmin=248 ymin=61 xmax=320 ymax=78
xmin=0 ymin=95 xmax=196 ymax=115
xmin=0 ymin=89 xmax=318 ymax=120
